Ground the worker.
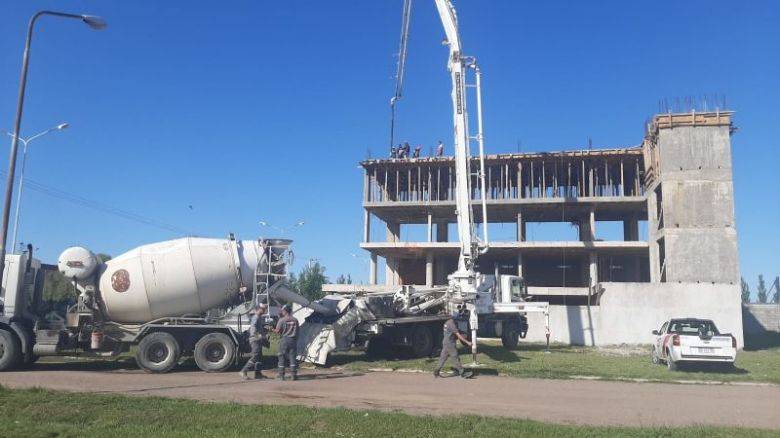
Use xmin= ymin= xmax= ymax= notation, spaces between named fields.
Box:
xmin=436 ymin=140 xmax=444 ymax=157
xmin=239 ymin=303 xmax=269 ymax=380
xmin=413 ymin=145 xmax=422 ymax=158
xmin=397 ymin=143 xmax=406 ymax=159
xmin=274 ymin=304 xmax=300 ymax=381
xmin=433 ymin=310 xmax=472 ymax=378
xmin=391 ymin=146 xmax=398 ymax=159
xmin=403 ymin=142 xmax=411 ymax=158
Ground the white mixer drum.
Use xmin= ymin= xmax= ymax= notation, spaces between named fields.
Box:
xmin=98 ymin=238 xmax=261 ymax=323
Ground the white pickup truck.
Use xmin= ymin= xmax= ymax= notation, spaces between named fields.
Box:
xmin=651 ymin=318 xmax=737 ymax=371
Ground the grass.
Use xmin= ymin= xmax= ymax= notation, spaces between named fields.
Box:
xmin=0 ymin=386 xmax=774 ymax=437
xmin=327 ymin=340 xmax=780 ymax=384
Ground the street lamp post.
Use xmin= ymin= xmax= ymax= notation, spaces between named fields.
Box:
xmin=1 ymin=123 xmax=69 ymax=253
xmin=0 ymin=11 xmax=105 ymax=289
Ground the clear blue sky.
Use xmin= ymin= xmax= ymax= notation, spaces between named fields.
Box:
xmin=1 ymin=1 xmax=777 ymax=296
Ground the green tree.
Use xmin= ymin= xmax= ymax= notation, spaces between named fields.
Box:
xmin=740 ymin=276 xmax=751 ymax=304
xmin=293 ymin=261 xmax=328 ymax=302
xmin=757 ymin=274 xmax=768 ymax=304
xmin=771 ymin=276 xmax=779 ymax=304
xmin=335 ymin=274 xmax=352 ymax=284
xmin=43 ymin=253 xmax=111 ymax=305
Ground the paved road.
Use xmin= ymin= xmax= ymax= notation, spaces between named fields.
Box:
xmin=1 ymin=366 xmax=777 ymax=429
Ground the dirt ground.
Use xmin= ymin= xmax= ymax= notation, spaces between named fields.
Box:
xmin=0 ymin=365 xmax=777 ymax=429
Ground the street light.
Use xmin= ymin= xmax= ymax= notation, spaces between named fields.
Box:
xmin=1 ymin=123 xmax=69 ymax=253
xmin=0 ymin=11 xmax=105 ymax=289
xmin=259 ymin=219 xmax=305 ymax=235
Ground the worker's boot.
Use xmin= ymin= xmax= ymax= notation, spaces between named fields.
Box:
xmin=276 ymin=368 xmax=285 ymax=381
xmin=254 ymin=370 xmax=264 ymax=379
xmin=433 ymin=369 xmax=441 ymax=378
xmin=290 ymin=368 xmax=298 ymax=381
xmin=239 ymin=371 xmax=250 ymax=380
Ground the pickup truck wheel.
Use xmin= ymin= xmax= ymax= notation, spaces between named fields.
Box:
xmin=136 ymin=332 xmax=180 ymax=373
xmin=651 ymin=348 xmax=660 ymax=365
xmin=410 ymin=325 xmax=434 ymax=358
xmin=0 ymin=329 xmax=21 ymax=371
xmin=667 ymin=356 xmax=677 ymax=371
xmin=501 ymin=324 xmax=520 ymax=350
xmin=194 ymin=333 xmax=236 ymax=372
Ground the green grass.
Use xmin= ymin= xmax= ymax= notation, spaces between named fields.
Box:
xmin=0 ymin=386 xmax=773 ymax=437
xmin=327 ymin=341 xmax=780 ymax=384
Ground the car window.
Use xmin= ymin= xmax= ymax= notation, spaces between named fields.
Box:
xmin=668 ymin=320 xmax=720 ymax=336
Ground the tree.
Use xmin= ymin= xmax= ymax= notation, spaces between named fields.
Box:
xmin=757 ymin=274 xmax=768 ymax=304
xmin=335 ymin=274 xmax=352 ymax=285
xmin=771 ymin=276 xmax=780 ymax=304
xmin=740 ymin=277 xmax=751 ymax=304
xmin=43 ymin=253 xmax=112 ymax=305
xmin=293 ymin=261 xmax=328 ymax=302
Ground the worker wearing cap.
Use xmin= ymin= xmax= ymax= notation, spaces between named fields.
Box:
xmin=274 ymin=304 xmax=300 ymax=381
xmin=434 ymin=310 xmax=472 ymax=378
xmin=239 ymin=303 xmax=269 ymax=380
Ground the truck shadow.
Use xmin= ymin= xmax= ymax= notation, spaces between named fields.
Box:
xmin=674 ymin=362 xmax=749 ymax=375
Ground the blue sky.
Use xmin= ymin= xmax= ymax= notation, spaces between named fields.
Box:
xmin=0 ymin=1 xmax=777 ymax=295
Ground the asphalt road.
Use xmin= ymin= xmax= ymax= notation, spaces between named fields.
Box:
xmin=1 ymin=366 xmax=777 ymax=429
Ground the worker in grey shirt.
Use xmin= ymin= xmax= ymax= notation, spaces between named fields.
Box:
xmin=274 ymin=304 xmax=299 ymax=381
xmin=239 ymin=303 xmax=269 ymax=380
xmin=434 ymin=310 xmax=472 ymax=378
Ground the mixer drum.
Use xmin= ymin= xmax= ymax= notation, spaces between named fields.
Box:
xmin=97 ymin=238 xmax=261 ymax=323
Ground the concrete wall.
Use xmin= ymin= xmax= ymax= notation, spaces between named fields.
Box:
xmin=742 ymin=304 xmax=780 ymax=334
xmin=523 ymin=282 xmax=744 ymax=348
xmin=652 ymin=124 xmax=739 ymax=284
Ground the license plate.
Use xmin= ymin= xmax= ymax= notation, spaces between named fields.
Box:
xmin=697 ymin=347 xmax=714 ymax=353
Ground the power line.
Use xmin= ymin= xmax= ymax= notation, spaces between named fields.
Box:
xmin=0 ymin=170 xmax=195 ymax=236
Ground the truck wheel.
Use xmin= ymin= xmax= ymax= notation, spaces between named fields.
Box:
xmin=501 ymin=323 xmax=520 ymax=350
xmin=651 ymin=348 xmax=660 ymax=365
xmin=666 ymin=355 xmax=677 ymax=371
xmin=136 ymin=332 xmax=180 ymax=373
xmin=0 ymin=329 xmax=21 ymax=371
xmin=410 ymin=325 xmax=434 ymax=358
xmin=194 ymin=333 xmax=236 ymax=373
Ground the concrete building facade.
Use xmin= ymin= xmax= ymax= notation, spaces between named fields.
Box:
xmin=357 ymin=111 xmax=743 ymax=346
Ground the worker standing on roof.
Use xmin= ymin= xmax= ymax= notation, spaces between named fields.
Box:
xmin=274 ymin=304 xmax=300 ymax=381
xmin=239 ymin=303 xmax=269 ymax=380
xmin=434 ymin=310 xmax=472 ymax=378
xmin=413 ymin=145 xmax=422 ymax=158
xmin=391 ymin=146 xmax=398 ymax=159
xmin=403 ymin=141 xmax=411 ymax=158
xmin=436 ymin=140 xmax=445 ymax=156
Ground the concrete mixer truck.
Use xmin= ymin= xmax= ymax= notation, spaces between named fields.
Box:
xmin=0 ymin=236 xmax=322 ymax=373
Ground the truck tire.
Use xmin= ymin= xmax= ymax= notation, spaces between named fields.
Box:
xmin=501 ymin=323 xmax=520 ymax=350
xmin=136 ymin=332 xmax=180 ymax=373
xmin=666 ymin=350 xmax=677 ymax=371
xmin=410 ymin=325 xmax=434 ymax=358
xmin=0 ymin=329 xmax=21 ymax=371
xmin=194 ymin=333 xmax=236 ymax=373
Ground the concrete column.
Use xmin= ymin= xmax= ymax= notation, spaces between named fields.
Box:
xmin=517 ymin=252 xmax=524 ymax=277
xmin=589 ymin=251 xmax=598 ymax=287
xmin=369 ymin=253 xmax=377 ymax=285
xmin=385 ymin=256 xmax=398 ymax=286
xmin=436 ymin=222 xmax=448 ymax=242
xmin=589 ymin=209 xmax=596 ymax=241
xmin=427 ymin=214 xmax=433 ymax=243
xmin=425 ymin=252 xmax=434 ymax=287
xmin=579 ymin=210 xmax=596 ymax=241
xmin=516 ymin=212 xmax=525 ymax=242
xmin=363 ymin=210 xmax=371 ymax=243
xmin=623 ymin=215 xmax=639 ymax=241
xmin=386 ymin=221 xmax=400 ymax=243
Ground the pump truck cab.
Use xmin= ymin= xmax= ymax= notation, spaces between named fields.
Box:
xmin=0 ymin=237 xmax=298 ymax=373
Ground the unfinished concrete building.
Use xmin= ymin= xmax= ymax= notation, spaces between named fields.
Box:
xmin=355 ymin=111 xmax=744 ymax=346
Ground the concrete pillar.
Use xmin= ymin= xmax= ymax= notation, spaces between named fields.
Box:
xmin=516 ymin=212 xmax=525 ymax=242
xmin=425 ymin=252 xmax=434 ymax=287
xmin=589 ymin=251 xmax=598 ymax=287
xmin=386 ymin=221 xmax=400 ymax=243
xmin=579 ymin=210 xmax=596 ymax=241
xmin=623 ymin=215 xmax=639 ymax=241
xmin=385 ymin=256 xmax=398 ymax=286
xmin=363 ymin=210 xmax=371 ymax=243
xmin=427 ymin=214 xmax=433 ymax=243
xmin=369 ymin=253 xmax=377 ymax=285
xmin=436 ymin=222 xmax=448 ymax=242
xmin=517 ymin=252 xmax=524 ymax=277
